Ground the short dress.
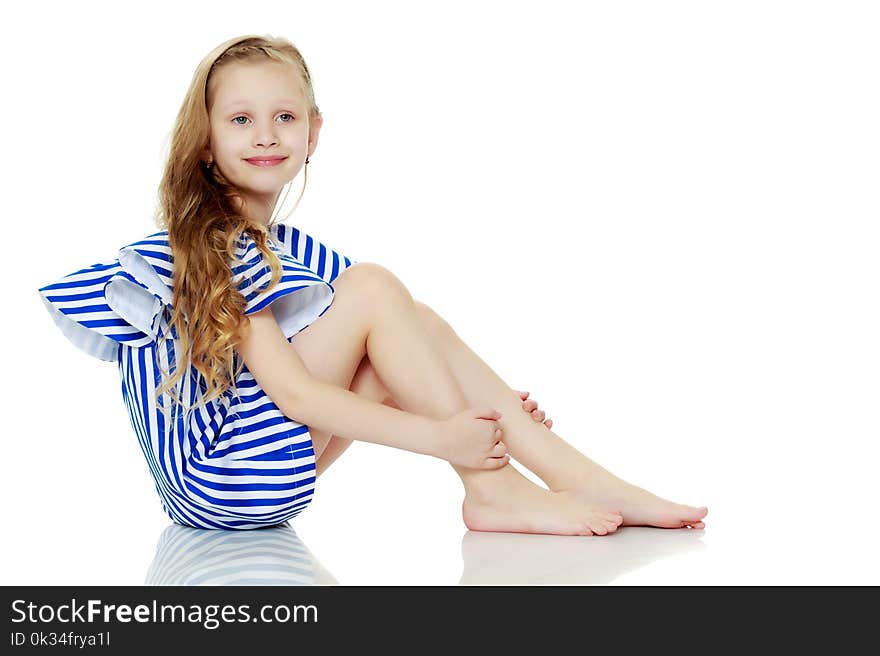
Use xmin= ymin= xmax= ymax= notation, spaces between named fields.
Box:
xmin=37 ymin=222 xmax=358 ymax=529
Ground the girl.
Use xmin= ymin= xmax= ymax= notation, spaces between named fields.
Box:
xmin=38 ymin=34 xmax=707 ymax=534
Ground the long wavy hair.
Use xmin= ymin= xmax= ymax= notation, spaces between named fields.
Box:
xmin=150 ymin=34 xmax=322 ymax=420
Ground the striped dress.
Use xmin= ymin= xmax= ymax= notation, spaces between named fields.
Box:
xmin=37 ymin=222 xmax=358 ymax=529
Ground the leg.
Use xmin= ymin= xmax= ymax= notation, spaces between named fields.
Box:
xmin=314 ymin=299 xmax=591 ymax=491
xmin=287 ymin=263 xmax=623 ymax=535
xmin=313 ymin=355 xmax=378 ymax=479
xmin=345 ymin=299 xmax=707 ymax=529
xmin=412 ymin=300 xmax=707 ymax=528
xmin=316 ymin=353 xmax=531 ymax=477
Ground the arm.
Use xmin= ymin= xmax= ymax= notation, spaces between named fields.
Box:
xmin=235 ymin=307 xmax=440 ymax=458
xmin=293 ymin=379 xmax=439 ymax=456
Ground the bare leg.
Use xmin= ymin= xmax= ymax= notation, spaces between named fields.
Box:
xmin=315 ymin=297 xmax=707 ymax=529
xmin=289 ymin=263 xmax=623 ymax=536
xmin=412 ymin=301 xmax=708 ymax=528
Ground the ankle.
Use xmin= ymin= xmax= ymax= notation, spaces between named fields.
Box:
xmin=462 ymin=467 xmax=518 ymax=505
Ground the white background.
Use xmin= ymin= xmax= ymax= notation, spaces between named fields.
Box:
xmin=2 ymin=0 xmax=878 ymax=585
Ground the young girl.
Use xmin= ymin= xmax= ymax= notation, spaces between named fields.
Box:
xmin=38 ymin=34 xmax=707 ymax=535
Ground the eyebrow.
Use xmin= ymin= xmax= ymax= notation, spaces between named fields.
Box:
xmin=222 ymin=99 xmax=301 ymax=111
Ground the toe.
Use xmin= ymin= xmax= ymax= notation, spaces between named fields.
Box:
xmin=680 ymin=519 xmax=705 ymax=529
xmin=677 ymin=504 xmax=708 ymax=522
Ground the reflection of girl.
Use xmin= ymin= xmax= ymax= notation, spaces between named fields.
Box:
xmin=38 ymin=34 xmax=706 ymax=534
xmin=146 ymin=523 xmax=324 ymax=586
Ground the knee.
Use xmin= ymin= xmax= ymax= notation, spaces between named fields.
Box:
xmin=339 ymin=262 xmax=410 ymax=302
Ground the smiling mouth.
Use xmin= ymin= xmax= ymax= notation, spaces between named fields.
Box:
xmin=244 ymin=157 xmax=287 ymax=167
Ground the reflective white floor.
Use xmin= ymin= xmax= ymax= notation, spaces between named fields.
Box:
xmin=142 ymin=523 xmax=708 ymax=586
xmin=3 ymin=435 xmax=878 ymax=586
xmin=3 ymin=507 xmax=878 ymax=586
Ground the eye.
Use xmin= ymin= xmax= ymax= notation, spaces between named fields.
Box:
xmin=231 ymin=113 xmax=296 ymax=125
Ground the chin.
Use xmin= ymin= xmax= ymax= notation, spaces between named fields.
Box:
xmin=247 ymin=183 xmax=292 ymax=197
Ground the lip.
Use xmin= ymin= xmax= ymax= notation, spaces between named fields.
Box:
xmin=244 ymin=156 xmax=288 ymax=167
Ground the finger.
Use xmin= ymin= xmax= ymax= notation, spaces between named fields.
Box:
xmin=522 ymin=400 xmax=537 ymax=412
xmin=544 ymin=419 xmax=553 ymax=429
xmin=518 ymin=390 xmax=529 ymax=400
xmin=531 ymin=409 xmax=545 ymax=421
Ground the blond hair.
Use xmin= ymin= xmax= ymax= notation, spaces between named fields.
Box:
xmin=151 ymin=34 xmax=322 ymax=420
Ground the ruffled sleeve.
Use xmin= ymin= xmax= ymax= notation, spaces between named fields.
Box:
xmin=37 ymin=257 xmax=165 ymax=362
xmin=37 ymin=225 xmax=354 ymax=360
xmin=233 ymin=231 xmax=335 ymax=340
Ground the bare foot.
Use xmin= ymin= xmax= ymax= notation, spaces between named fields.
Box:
xmin=462 ymin=474 xmax=623 ymax=536
xmin=561 ymin=473 xmax=708 ymax=529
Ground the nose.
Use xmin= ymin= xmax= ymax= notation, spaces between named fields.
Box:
xmin=254 ymin=137 xmax=279 ymax=149
xmin=254 ymin=128 xmax=279 ymax=149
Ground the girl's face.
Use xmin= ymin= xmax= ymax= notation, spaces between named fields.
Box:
xmin=205 ymin=60 xmax=322 ymax=225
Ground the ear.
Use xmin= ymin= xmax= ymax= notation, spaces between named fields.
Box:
xmin=307 ymin=114 xmax=323 ymax=158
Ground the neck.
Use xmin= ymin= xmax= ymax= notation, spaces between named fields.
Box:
xmin=235 ymin=191 xmax=282 ymax=228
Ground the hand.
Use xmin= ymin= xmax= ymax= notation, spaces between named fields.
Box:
xmin=431 ymin=407 xmax=509 ymax=470
xmin=514 ymin=390 xmax=553 ymax=429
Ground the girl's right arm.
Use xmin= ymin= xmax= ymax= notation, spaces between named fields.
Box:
xmin=289 ymin=377 xmax=439 ymax=456
xmin=236 ymin=307 xmax=508 ymax=469
xmin=236 ymin=307 xmax=438 ymax=456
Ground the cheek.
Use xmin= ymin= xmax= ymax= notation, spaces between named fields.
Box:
xmin=213 ymin=127 xmax=244 ymax=154
xmin=288 ymin=123 xmax=310 ymax=143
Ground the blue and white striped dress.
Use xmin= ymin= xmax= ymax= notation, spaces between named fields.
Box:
xmin=37 ymin=222 xmax=358 ymax=529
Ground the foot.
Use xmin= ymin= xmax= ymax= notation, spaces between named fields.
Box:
xmin=561 ymin=472 xmax=708 ymax=529
xmin=462 ymin=475 xmax=624 ymax=536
